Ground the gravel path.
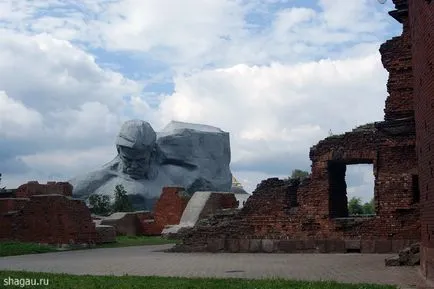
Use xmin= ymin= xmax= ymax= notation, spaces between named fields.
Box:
xmin=0 ymin=244 xmax=426 ymax=288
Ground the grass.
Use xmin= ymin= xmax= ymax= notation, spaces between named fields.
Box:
xmin=0 ymin=236 xmax=178 ymax=257
xmin=0 ymin=271 xmax=397 ymax=289
xmin=0 ymin=242 xmax=57 ymax=257
xmin=96 ymin=235 xmax=179 ymax=248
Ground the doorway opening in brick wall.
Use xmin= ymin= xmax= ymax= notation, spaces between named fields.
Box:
xmin=328 ymin=161 xmax=375 ymax=218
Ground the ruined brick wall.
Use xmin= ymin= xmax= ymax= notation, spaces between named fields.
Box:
xmin=141 ymin=187 xmax=190 ymax=235
xmin=137 ymin=211 xmax=161 ymax=235
xmin=100 ymin=212 xmax=143 ymax=236
xmin=10 ymin=195 xmax=97 ymax=245
xmin=408 ymin=0 xmax=434 ymax=281
xmin=0 ymin=198 xmax=29 ymax=214
xmin=198 ymin=193 xmax=239 ymax=220
xmin=175 ymin=0 xmax=421 ymax=254
xmin=380 ymin=0 xmax=413 ymax=121
xmin=0 ymin=198 xmax=29 ymax=239
xmin=178 ymin=173 xmax=419 ymax=253
xmin=218 ymin=193 xmax=239 ymax=209
xmin=177 ymin=11 xmax=420 ymax=250
xmin=15 ymin=181 xmax=73 ymax=198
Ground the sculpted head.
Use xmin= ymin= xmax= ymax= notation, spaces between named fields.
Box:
xmin=116 ymin=120 xmax=157 ymax=180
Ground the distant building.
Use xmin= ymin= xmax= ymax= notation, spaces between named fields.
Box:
xmin=231 ymin=176 xmax=248 ymax=195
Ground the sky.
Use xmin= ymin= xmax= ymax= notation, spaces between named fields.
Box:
xmin=0 ymin=0 xmax=399 ymax=203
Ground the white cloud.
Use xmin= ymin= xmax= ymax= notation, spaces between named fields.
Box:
xmin=1 ymin=0 xmax=395 ymax=71
xmin=157 ymin=50 xmax=387 ymax=175
xmin=20 ymin=146 xmax=116 ymax=176
xmin=0 ymin=91 xmax=44 ymax=138
xmin=346 ymin=164 xmax=375 ymax=203
xmin=0 ymin=29 xmax=138 ymax=113
xmin=0 ymin=0 xmax=398 ymax=202
xmin=0 ymin=30 xmax=148 ymax=186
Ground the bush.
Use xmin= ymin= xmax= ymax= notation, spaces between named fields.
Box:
xmin=348 ymin=197 xmax=375 ymax=215
xmin=112 ymin=184 xmax=133 ymax=212
xmin=88 ymin=184 xmax=134 ymax=215
xmin=88 ymin=194 xmax=112 ymax=216
xmin=289 ymin=169 xmax=309 ymax=182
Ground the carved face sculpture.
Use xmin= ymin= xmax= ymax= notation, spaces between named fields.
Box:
xmin=118 ymin=145 xmax=153 ymax=179
xmin=115 ymin=120 xmax=157 ymax=180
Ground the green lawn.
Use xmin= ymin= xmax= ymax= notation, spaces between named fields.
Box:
xmin=0 ymin=271 xmax=396 ymax=289
xmin=96 ymin=235 xmax=179 ymax=248
xmin=0 ymin=236 xmax=177 ymax=257
xmin=0 ymin=242 xmax=57 ymax=257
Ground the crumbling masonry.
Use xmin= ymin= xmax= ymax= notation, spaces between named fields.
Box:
xmin=408 ymin=0 xmax=434 ymax=282
xmin=175 ymin=0 xmax=423 ymax=254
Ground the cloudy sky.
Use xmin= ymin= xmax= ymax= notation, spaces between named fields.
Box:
xmin=0 ymin=0 xmax=398 ymax=203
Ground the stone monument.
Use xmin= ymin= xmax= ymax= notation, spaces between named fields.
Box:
xmin=69 ymin=120 xmax=232 ymax=210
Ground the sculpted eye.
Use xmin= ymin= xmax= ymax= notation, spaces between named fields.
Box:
xmin=122 ymin=156 xmax=132 ymax=163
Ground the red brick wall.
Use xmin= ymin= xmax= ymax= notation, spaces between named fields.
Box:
xmin=0 ymin=198 xmax=29 ymax=214
xmin=379 ymin=18 xmax=413 ymax=121
xmin=409 ymin=0 xmax=434 ymax=281
xmin=0 ymin=181 xmax=97 ymax=244
xmin=15 ymin=181 xmax=72 ymax=198
xmin=137 ymin=211 xmax=161 ymax=235
xmin=141 ymin=187 xmax=190 ymax=235
xmin=0 ymin=198 xmax=30 ymax=240
xmin=177 ymin=1 xmax=422 ymax=251
xmin=9 ymin=195 xmax=97 ymax=245
xmin=219 ymin=194 xmax=239 ymax=209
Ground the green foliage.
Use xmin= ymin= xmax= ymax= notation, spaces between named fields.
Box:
xmin=290 ymin=169 xmax=309 ymax=181
xmin=0 ymin=241 xmax=57 ymax=257
xmin=112 ymin=184 xmax=133 ymax=212
xmin=88 ymin=194 xmax=111 ymax=216
xmin=0 ymin=271 xmax=397 ymax=289
xmin=96 ymin=236 xmax=179 ymax=249
xmin=348 ymin=197 xmax=364 ymax=215
xmin=88 ymin=184 xmax=134 ymax=215
xmin=348 ymin=197 xmax=375 ymax=215
xmin=362 ymin=198 xmax=375 ymax=215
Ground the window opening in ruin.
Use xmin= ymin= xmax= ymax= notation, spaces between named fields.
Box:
xmin=329 ymin=162 xmax=375 ymax=218
xmin=412 ymin=174 xmax=420 ymax=203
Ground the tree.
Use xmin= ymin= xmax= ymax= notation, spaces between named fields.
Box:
xmin=88 ymin=194 xmax=111 ymax=216
xmin=362 ymin=198 xmax=375 ymax=215
xmin=112 ymin=184 xmax=133 ymax=212
xmin=348 ymin=197 xmax=375 ymax=215
xmin=290 ymin=169 xmax=309 ymax=181
xmin=348 ymin=197 xmax=364 ymax=215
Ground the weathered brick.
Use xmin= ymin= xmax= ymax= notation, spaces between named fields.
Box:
xmin=15 ymin=181 xmax=72 ymax=198
xmin=361 ymin=240 xmax=376 ymax=253
xmin=141 ymin=187 xmax=190 ymax=235
xmin=227 ymin=239 xmax=240 ymax=253
xmin=278 ymin=240 xmax=297 ymax=253
xmin=249 ymin=239 xmax=261 ymax=252
xmin=409 ymin=0 xmax=434 ymax=282
xmin=315 ymin=240 xmax=327 ymax=253
xmin=375 ymin=240 xmax=392 ymax=253
xmin=207 ymin=238 xmax=225 ymax=252
xmin=261 ymin=239 xmax=275 ymax=253
xmin=9 ymin=194 xmax=97 ymax=245
xmin=345 ymin=240 xmax=361 ymax=251
xmin=239 ymin=239 xmax=250 ymax=252
xmin=174 ymin=0 xmax=422 ymax=256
